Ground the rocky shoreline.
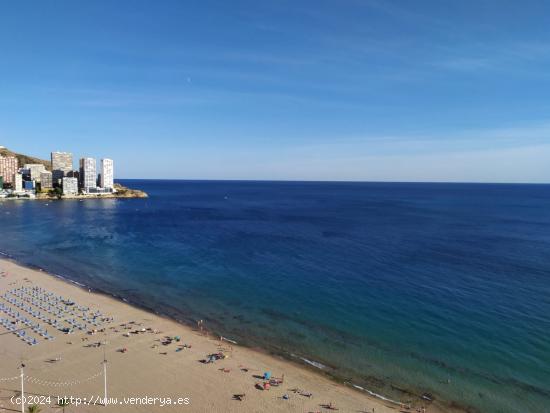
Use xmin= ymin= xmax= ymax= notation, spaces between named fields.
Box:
xmin=37 ymin=183 xmax=148 ymax=199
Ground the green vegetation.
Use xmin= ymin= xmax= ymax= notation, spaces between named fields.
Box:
xmin=47 ymin=187 xmax=63 ymax=199
xmin=57 ymin=397 xmax=70 ymax=413
xmin=113 ymin=183 xmax=148 ymax=198
xmin=27 ymin=404 xmax=41 ymax=413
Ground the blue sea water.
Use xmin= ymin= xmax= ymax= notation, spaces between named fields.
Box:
xmin=0 ymin=180 xmax=549 ymax=412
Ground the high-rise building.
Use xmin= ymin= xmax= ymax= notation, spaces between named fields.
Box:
xmin=14 ymin=172 xmax=23 ymax=192
xmin=51 ymin=152 xmax=73 ymax=184
xmin=100 ymin=158 xmax=114 ymax=190
xmin=67 ymin=170 xmax=80 ymax=180
xmin=79 ymin=157 xmax=96 ymax=192
xmin=40 ymin=171 xmax=53 ymax=189
xmin=62 ymin=177 xmax=78 ymax=195
xmin=0 ymin=156 xmax=19 ymax=184
xmin=24 ymin=164 xmax=46 ymax=182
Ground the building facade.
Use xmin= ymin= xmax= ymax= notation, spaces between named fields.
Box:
xmin=100 ymin=158 xmax=114 ymax=190
xmin=79 ymin=157 xmax=97 ymax=192
xmin=19 ymin=168 xmax=31 ymax=180
xmin=23 ymin=181 xmax=34 ymax=190
xmin=62 ymin=177 xmax=78 ymax=195
xmin=67 ymin=170 xmax=80 ymax=180
xmin=40 ymin=171 xmax=53 ymax=189
xmin=51 ymin=152 xmax=73 ymax=184
xmin=0 ymin=156 xmax=19 ymax=184
xmin=14 ymin=172 xmax=23 ymax=192
xmin=24 ymin=163 xmax=47 ymax=182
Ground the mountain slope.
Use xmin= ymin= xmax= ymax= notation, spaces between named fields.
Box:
xmin=0 ymin=146 xmax=50 ymax=170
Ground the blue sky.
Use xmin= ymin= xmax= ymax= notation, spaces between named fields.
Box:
xmin=1 ymin=0 xmax=549 ymax=182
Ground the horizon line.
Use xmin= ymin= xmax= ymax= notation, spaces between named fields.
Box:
xmin=115 ymin=178 xmax=550 ymax=185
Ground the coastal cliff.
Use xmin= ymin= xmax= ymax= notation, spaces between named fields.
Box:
xmin=112 ymin=183 xmax=149 ymax=198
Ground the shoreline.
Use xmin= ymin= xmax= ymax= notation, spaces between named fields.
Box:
xmin=0 ymin=253 xmax=465 ymax=413
xmin=0 ymin=194 xmax=147 ymax=200
xmin=0 ymin=183 xmax=148 ymax=200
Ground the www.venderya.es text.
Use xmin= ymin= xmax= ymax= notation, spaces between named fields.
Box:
xmin=11 ymin=395 xmax=191 ymax=407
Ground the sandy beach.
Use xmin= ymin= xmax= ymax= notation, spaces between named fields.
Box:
xmin=0 ymin=259 xmax=448 ymax=413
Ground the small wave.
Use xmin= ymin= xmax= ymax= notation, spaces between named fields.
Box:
xmin=349 ymin=382 xmax=402 ymax=405
xmin=291 ymin=353 xmax=401 ymax=405
xmin=52 ymin=272 xmax=68 ymax=281
xmin=0 ymin=250 xmax=13 ymax=258
xmin=292 ymin=354 xmax=326 ymax=370
xmin=220 ymin=336 xmax=238 ymax=344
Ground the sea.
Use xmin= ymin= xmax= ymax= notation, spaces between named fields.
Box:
xmin=0 ymin=180 xmax=549 ymax=413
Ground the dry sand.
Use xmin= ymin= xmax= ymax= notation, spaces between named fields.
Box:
xmin=0 ymin=259 xmax=447 ymax=413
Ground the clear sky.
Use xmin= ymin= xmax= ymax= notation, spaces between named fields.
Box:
xmin=1 ymin=0 xmax=549 ymax=182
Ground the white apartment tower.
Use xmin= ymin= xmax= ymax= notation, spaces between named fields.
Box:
xmin=79 ymin=157 xmax=97 ymax=193
xmin=62 ymin=177 xmax=78 ymax=195
xmin=51 ymin=152 xmax=73 ymax=183
xmin=24 ymin=163 xmax=46 ymax=182
xmin=100 ymin=158 xmax=114 ymax=190
xmin=14 ymin=172 xmax=23 ymax=192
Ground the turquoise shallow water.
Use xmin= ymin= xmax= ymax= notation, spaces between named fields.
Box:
xmin=0 ymin=180 xmax=549 ymax=412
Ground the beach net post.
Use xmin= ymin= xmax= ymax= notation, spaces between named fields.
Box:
xmin=103 ymin=359 xmax=107 ymax=405
xmin=20 ymin=364 xmax=24 ymax=413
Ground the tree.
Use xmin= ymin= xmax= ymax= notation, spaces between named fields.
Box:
xmin=49 ymin=187 xmax=63 ymax=199
xmin=27 ymin=405 xmax=41 ymax=413
xmin=57 ymin=397 xmax=70 ymax=413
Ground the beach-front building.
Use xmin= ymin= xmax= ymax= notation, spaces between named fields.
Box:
xmin=79 ymin=157 xmax=97 ymax=193
xmin=14 ymin=172 xmax=23 ymax=192
xmin=24 ymin=163 xmax=47 ymax=182
xmin=51 ymin=151 xmax=73 ymax=184
xmin=0 ymin=156 xmax=18 ymax=185
xmin=100 ymin=158 xmax=114 ymax=190
xmin=62 ymin=177 xmax=78 ymax=195
xmin=23 ymin=180 xmax=35 ymax=190
xmin=40 ymin=171 xmax=53 ymax=189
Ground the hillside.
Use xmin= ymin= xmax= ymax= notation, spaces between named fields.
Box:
xmin=0 ymin=146 xmax=50 ymax=170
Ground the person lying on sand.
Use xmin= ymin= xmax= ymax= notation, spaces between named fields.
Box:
xmin=232 ymin=394 xmax=245 ymax=401
xmin=321 ymin=402 xmax=338 ymax=410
